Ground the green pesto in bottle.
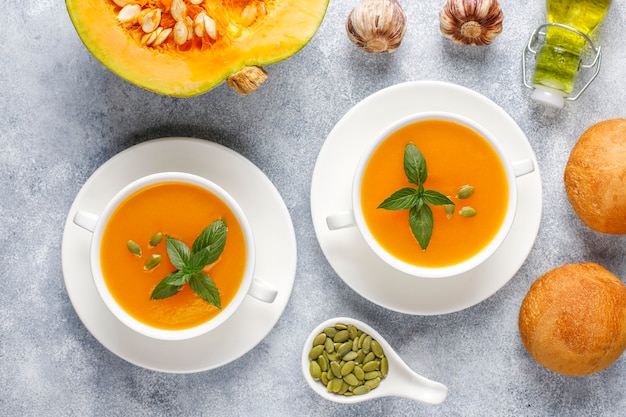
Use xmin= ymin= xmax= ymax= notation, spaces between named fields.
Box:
xmin=532 ymin=0 xmax=611 ymax=94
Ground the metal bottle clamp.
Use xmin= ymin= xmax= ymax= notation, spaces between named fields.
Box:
xmin=522 ymin=22 xmax=602 ymax=102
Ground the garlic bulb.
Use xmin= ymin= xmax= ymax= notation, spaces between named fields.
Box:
xmin=439 ymin=0 xmax=503 ymax=46
xmin=346 ymin=0 xmax=407 ymax=53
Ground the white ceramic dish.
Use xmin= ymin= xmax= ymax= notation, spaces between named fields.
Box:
xmin=61 ymin=138 xmax=297 ymax=373
xmin=302 ymin=317 xmax=448 ymax=405
xmin=326 ymin=110 xmax=535 ymax=279
xmin=310 ymin=81 xmax=542 ymax=315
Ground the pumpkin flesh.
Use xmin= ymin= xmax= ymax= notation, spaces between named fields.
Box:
xmin=66 ymin=1 xmax=329 ymax=96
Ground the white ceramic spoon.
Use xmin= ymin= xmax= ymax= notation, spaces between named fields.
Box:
xmin=301 ymin=317 xmax=448 ymax=405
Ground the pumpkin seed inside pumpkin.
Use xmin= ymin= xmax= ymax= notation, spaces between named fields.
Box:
xmin=109 ymin=0 xmax=267 ymax=50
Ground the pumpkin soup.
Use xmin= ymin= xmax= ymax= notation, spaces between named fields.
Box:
xmin=361 ymin=119 xmax=508 ymax=268
xmin=100 ymin=181 xmax=247 ymax=330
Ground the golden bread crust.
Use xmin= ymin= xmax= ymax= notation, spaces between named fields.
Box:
xmin=519 ymin=262 xmax=626 ymax=376
xmin=564 ymin=118 xmax=626 ymax=234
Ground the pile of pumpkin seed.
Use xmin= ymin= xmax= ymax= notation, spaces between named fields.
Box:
xmin=308 ymin=323 xmax=388 ymax=396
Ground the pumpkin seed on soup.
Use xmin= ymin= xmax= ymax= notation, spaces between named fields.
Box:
xmin=456 ymin=184 xmax=475 ymax=199
xmin=143 ymin=254 xmax=162 ymax=271
xmin=308 ymin=323 xmax=387 ymax=396
xmin=459 ymin=206 xmax=477 ymax=218
xmin=149 ymin=231 xmax=163 ymax=247
xmin=126 ymin=239 xmax=142 ymax=257
xmin=444 ymin=201 xmax=455 ymax=219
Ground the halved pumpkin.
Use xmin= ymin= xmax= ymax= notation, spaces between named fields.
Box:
xmin=66 ymin=0 xmax=329 ymax=97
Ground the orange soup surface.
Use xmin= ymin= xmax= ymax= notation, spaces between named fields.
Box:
xmin=100 ymin=181 xmax=247 ymax=330
xmin=361 ymin=119 xmax=509 ymax=268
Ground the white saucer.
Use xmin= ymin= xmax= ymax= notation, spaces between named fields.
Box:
xmin=61 ymin=138 xmax=297 ymax=373
xmin=310 ymin=81 xmax=542 ymax=315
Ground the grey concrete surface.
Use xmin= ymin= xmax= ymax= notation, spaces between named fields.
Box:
xmin=2 ymin=1 xmax=626 ymax=416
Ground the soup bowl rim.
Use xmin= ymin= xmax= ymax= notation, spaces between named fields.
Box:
xmin=351 ymin=111 xmax=518 ymax=279
xmin=89 ymin=171 xmax=256 ymax=341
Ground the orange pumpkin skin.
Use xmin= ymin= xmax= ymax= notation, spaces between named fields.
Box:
xmin=66 ymin=1 xmax=329 ymax=97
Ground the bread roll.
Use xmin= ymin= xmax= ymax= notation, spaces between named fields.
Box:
xmin=564 ymin=118 xmax=626 ymax=234
xmin=519 ymin=262 xmax=626 ymax=376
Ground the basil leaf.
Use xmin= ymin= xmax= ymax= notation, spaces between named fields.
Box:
xmin=189 ymin=273 xmax=221 ymax=309
xmin=415 ymin=197 xmax=424 ymax=212
xmin=184 ymin=249 xmax=213 ymax=275
xmin=163 ymin=270 xmax=189 ymax=286
xmin=149 ymin=220 xmax=230 ymax=306
xmin=377 ymin=143 xmax=462 ymax=253
xmin=409 ymin=204 xmax=434 ymax=250
xmin=150 ymin=277 xmax=183 ymax=300
xmin=166 ymin=236 xmax=190 ymax=269
xmin=423 ymin=190 xmax=454 ymax=206
xmin=404 ymin=143 xmax=427 ymax=187
xmin=378 ymin=187 xmax=419 ymax=210
xmin=191 ymin=219 xmax=227 ymax=264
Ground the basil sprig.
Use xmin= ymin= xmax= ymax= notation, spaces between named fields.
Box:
xmin=150 ymin=219 xmax=227 ymax=308
xmin=378 ymin=143 xmax=454 ymax=251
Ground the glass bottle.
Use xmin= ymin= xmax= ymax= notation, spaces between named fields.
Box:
xmin=525 ymin=0 xmax=611 ymax=108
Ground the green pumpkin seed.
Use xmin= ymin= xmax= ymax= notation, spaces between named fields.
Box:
xmin=309 ymin=361 xmax=322 ymax=380
xmin=337 ymin=341 xmax=353 ymax=358
xmin=362 ymin=360 xmax=379 ymax=372
xmin=143 ymin=254 xmax=161 ymax=270
xmin=357 ymin=333 xmax=367 ymax=348
xmin=341 ymin=361 xmax=356 ymax=376
xmin=364 ymin=371 xmax=380 ymax=380
xmin=324 ymin=337 xmax=334 ymax=353
xmin=380 ymin=357 xmax=389 ymax=377
xmin=320 ymin=372 xmax=329 ymax=385
xmin=352 ymin=338 xmax=360 ymax=352
xmin=343 ymin=373 xmax=359 ymax=386
xmin=459 ymin=206 xmax=477 ymax=217
xmin=363 ymin=352 xmax=376 ymax=364
xmin=353 ymin=385 xmax=370 ymax=395
xmin=317 ymin=355 xmax=328 ymax=372
xmin=330 ymin=378 xmax=343 ymax=393
xmin=325 ymin=350 xmax=338 ymax=362
xmin=371 ymin=340 xmax=384 ymax=358
xmin=456 ymin=184 xmax=475 ymax=199
xmin=326 ymin=380 xmax=333 ymax=393
xmin=330 ymin=361 xmax=342 ymax=379
xmin=308 ymin=322 xmax=388 ymax=397
xmin=323 ymin=327 xmax=338 ymax=338
xmin=445 ymin=203 xmax=455 ymax=219
xmin=354 ymin=365 xmax=365 ymax=380
xmin=334 ymin=330 xmax=350 ymax=343
xmin=364 ymin=377 xmax=381 ymax=390
xmin=338 ymin=381 xmax=350 ymax=395
xmin=313 ymin=332 xmax=326 ymax=347
xmin=348 ymin=324 xmax=358 ymax=339
xmin=362 ymin=335 xmax=372 ymax=353
xmin=149 ymin=232 xmax=163 ymax=247
xmin=308 ymin=345 xmax=324 ymax=361
xmin=126 ymin=240 xmax=142 ymax=257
